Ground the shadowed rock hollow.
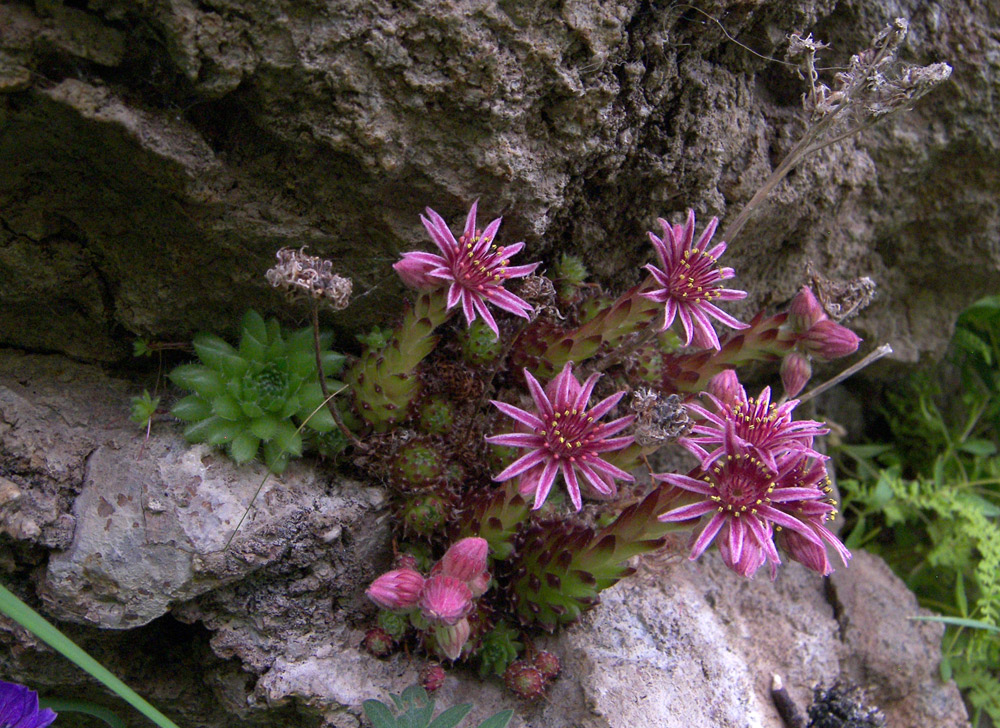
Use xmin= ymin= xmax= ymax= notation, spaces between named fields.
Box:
xmin=0 ymin=0 xmax=995 ymax=726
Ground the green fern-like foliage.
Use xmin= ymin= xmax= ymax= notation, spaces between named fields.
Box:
xmin=836 ymin=295 xmax=1000 ymax=727
xmin=169 ymin=310 xmax=346 ymax=473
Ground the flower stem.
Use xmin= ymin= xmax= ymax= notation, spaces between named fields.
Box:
xmin=312 ymin=302 xmax=364 ymax=449
xmin=346 ymin=289 xmax=452 ymax=431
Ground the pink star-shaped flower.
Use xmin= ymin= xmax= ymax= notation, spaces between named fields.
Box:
xmin=656 ymin=428 xmax=847 ymax=578
xmin=486 ymin=363 xmax=634 ymax=511
xmin=393 ymin=201 xmax=539 ymax=338
xmin=680 ymin=379 xmax=828 ymax=473
xmin=640 ymin=210 xmax=748 ymax=349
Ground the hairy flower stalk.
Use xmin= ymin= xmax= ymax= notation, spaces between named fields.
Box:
xmin=627 ymin=289 xmax=861 ymax=396
xmin=509 ymin=484 xmax=688 ymax=630
xmin=347 ymin=290 xmax=450 ymax=431
xmin=487 ymin=363 xmax=635 ymax=512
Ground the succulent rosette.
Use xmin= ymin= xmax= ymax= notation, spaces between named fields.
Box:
xmin=169 ymin=310 xmax=346 ymax=472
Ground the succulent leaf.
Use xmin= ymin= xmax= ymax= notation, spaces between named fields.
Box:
xmin=171 ymin=395 xmax=212 ymax=422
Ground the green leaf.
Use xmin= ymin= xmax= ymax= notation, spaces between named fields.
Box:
xmin=239 ymin=326 xmax=268 ymax=362
xmin=212 ymin=394 xmax=244 ymax=421
xmin=241 ymin=310 xmax=268 ymax=345
xmin=262 ymin=440 xmax=290 ymax=473
xmin=427 ymin=704 xmax=472 ymax=728
xmin=171 ymin=395 xmax=212 ymax=422
xmin=405 ymin=699 xmax=437 ymax=728
xmin=182 ymin=415 xmax=226 ymax=444
xmin=364 ymin=699 xmax=399 ymax=728
xmin=0 ymin=584 xmax=182 ymax=728
xmin=272 ymin=421 xmax=303 ymax=456
xmin=202 ymin=418 xmax=241 ymax=446
xmin=958 ymin=438 xmax=997 ymax=456
xmin=249 ymin=414 xmax=279 ymax=440
xmin=299 ymin=404 xmax=336 ymax=432
xmin=909 ymin=615 xmax=1000 ymax=634
xmin=475 ymin=710 xmax=515 ymax=728
xmin=940 ymin=656 xmax=953 ymax=682
xmin=955 ymin=572 xmax=968 ymax=617
xmin=193 ymin=333 xmax=248 ymax=378
xmin=287 ymin=350 xmax=318 ymax=380
xmin=129 ymin=391 xmax=159 ymax=425
xmin=228 ymin=431 xmax=260 ymax=463
xmin=169 ymin=364 xmax=225 ymax=398
xmin=321 ymin=351 xmax=346 ymax=374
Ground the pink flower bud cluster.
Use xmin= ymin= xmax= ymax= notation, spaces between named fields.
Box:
xmin=365 ymin=537 xmax=491 ymax=660
xmin=779 ymin=286 xmax=862 ymax=397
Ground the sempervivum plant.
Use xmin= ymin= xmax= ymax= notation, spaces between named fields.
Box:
xmin=169 ymin=310 xmax=346 ymax=472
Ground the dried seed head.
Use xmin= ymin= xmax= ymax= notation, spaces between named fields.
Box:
xmin=517 ymin=274 xmax=559 ymax=320
xmin=266 ymin=247 xmax=352 ymax=310
xmin=631 ymin=388 xmax=692 ymax=447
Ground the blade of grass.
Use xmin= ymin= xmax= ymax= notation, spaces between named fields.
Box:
xmin=908 ymin=614 xmax=1000 ymax=634
xmin=0 ymin=584 xmax=183 ymax=728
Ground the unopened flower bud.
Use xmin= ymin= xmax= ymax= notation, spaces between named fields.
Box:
xmin=419 ymin=575 xmax=473 ymax=625
xmin=439 ymin=537 xmax=489 ymax=581
xmin=787 ymin=286 xmax=827 ymax=332
xmin=433 ymin=618 xmax=471 ymax=661
xmin=779 ymin=529 xmax=834 ymax=576
xmin=393 ymin=257 xmax=440 ymax=290
xmin=802 ymin=319 xmax=862 ymax=360
xmin=780 ymin=351 xmax=813 ymax=398
xmin=707 ymin=370 xmax=742 ymax=406
xmin=366 ymin=568 xmax=425 ymax=610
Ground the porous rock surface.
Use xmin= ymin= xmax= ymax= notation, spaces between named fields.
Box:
xmin=0 ymin=0 xmax=998 ymax=364
xmin=0 ymin=0 xmax=994 ymax=725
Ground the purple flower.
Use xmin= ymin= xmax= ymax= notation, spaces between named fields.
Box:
xmin=486 ymin=363 xmax=635 ymax=511
xmin=393 ymin=201 xmax=540 ymax=338
xmin=640 ymin=210 xmax=748 ymax=349
xmin=0 ymin=681 xmax=57 ymax=728
xmin=655 ymin=432 xmax=842 ymax=578
xmin=680 ymin=379 xmax=828 ymax=473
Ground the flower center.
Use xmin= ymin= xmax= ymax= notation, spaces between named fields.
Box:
xmin=537 ymin=408 xmax=597 ymax=460
xmin=455 ymin=230 xmax=509 ymax=292
xmin=669 ymin=247 xmax=725 ymax=302
xmin=704 ymin=452 xmax=774 ymax=516
xmin=730 ymin=397 xmax=783 ymax=443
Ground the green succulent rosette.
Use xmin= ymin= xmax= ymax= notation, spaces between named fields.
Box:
xmin=169 ymin=310 xmax=346 ymax=472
